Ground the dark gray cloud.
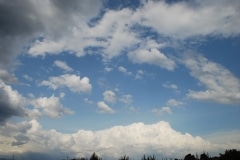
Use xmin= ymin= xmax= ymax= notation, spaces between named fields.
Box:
xmin=0 ymin=0 xmax=102 ymax=68
xmin=0 ymin=70 xmax=18 ymax=83
xmin=0 ymin=0 xmax=43 ymax=67
xmin=0 ymin=81 xmax=27 ymax=125
xmin=0 ymin=120 xmax=31 ymax=137
xmin=11 ymin=134 xmax=30 ymax=146
xmin=0 ymin=0 xmax=43 ymax=36
xmin=52 ymin=0 xmax=102 ymax=17
xmin=0 ymin=104 xmax=26 ymax=125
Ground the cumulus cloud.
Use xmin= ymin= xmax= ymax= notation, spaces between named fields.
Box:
xmin=97 ymin=101 xmax=115 ymax=113
xmin=31 ymin=95 xmax=74 ymax=118
xmin=128 ymin=49 xmax=176 ymax=71
xmin=53 ymin=60 xmax=73 ymax=72
xmin=182 ymin=52 xmax=240 ymax=105
xmin=103 ymin=90 xmax=116 ymax=104
xmin=0 ymin=120 xmax=219 ymax=159
xmin=1 ymin=119 xmax=240 ymax=159
xmin=40 ymin=74 xmax=92 ymax=94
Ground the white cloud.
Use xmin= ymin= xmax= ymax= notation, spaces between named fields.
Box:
xmin=31 ymin=95 xmax=74 ymax=119
xmin=182 ymin=52 xmax=240 ymax=105
xmin=152 ymin=99 xmax=184 ymax=116
xmin=138 ymin=0 xmax=240 ymax=38
xmin=97 ymin=101 xmax=115 ymax=114
xmin=118 ymin=66 xmax=132 ymax=75
xmin=28 ymin=39 xmax=66 ymax=57
xmin=128 ymin=48 xmax=176 ymax=71
xmin=26 ymin=0 xmax=240 ymax=65
xmin=40 ymin=74 xmax=92 ymax=94
xmin=103 ymin=90 xmax=116 ymax=104
xmin=28 ymin=8 xmax=138 ymax=61
xmin=3 ymin=0 xmax=240 ymax=72
xmin=53 ymin=60 xmax=73 ymax=72
xmin=1 ymin=120 xmax=221 ymax=159
xmin=85 ymin=8 xmax=139 ymax=61
xmin=119 ymin=94 xmax=133 ymax=105
xmin=25 ymin=0 xmax=102 ymax=57
xmin=152 ymin=107 xmax=172 ymax=115
xmin=1 ymin=120 xmax=240 ymax=159
xmin=166 ymin=99 xmax=184 ymax=107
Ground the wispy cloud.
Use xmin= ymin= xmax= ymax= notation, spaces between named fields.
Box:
xmin=128 ymin=49 xmax=176 ymax=71
xmin=166 ymin=99 xmax=184 ymax=107
xmin=162 ymin=82 xmax=178 ymax=90
xmin=97 ymin=101 xmax=115 ymax=113
xmin=152 ymin=107 xmax=172 ymax=115
xmin=119 ymin=94 xmax=133 ymax=105
xmin=182 ymin=52 xmax=240 ymax=105
xmin=22 ymin=74 xmax=33 ymax=81
xmin=53 ymin=60 xmax=73 ymax=72
xmin=118 ymin=66 xmax=132 ymax=75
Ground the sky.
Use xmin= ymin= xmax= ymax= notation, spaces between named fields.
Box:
xmin=0 ymin=0 xmax=240 ymax=159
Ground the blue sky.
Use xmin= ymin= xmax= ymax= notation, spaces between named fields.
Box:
xmin=0 ymin=0 xmax=240 ymax=159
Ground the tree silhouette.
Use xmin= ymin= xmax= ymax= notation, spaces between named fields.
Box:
xmin=90 ymin=152 xmax=101 ymax=160
xmin=219 ymin=149 xmax=240 ymax=160
xmin=141 ymin=154 xmax=156 ymax=160
xmin=200 ymin=152 xmax=209 ymax=160
xmin=119 ymin=155 xmax=130 ymax=160
xmin=184 ymin=154 xmax=196 ymax=160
